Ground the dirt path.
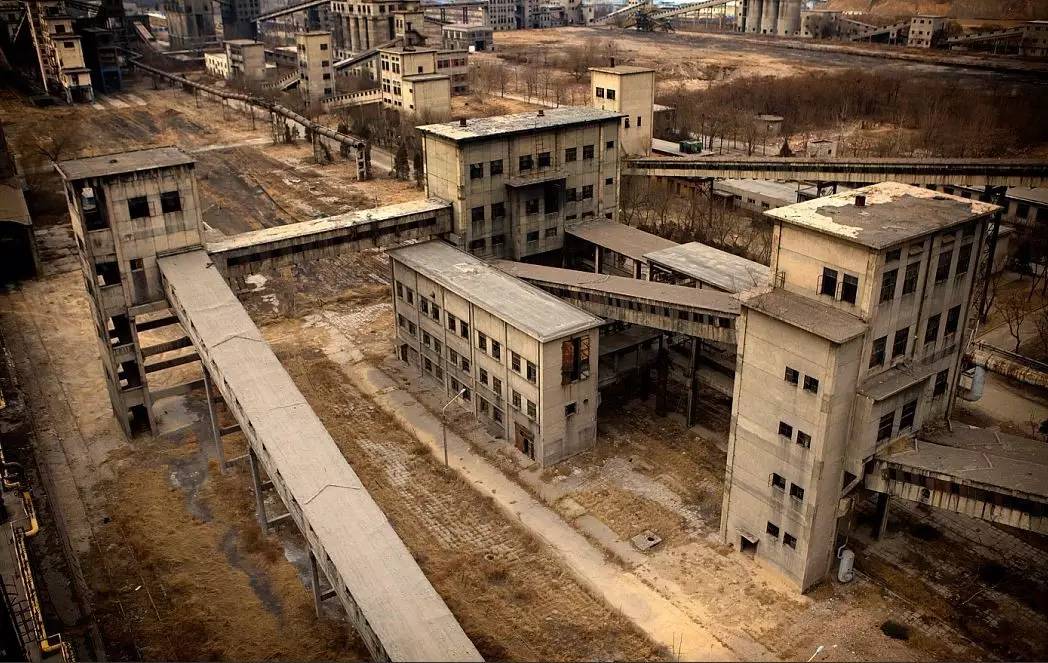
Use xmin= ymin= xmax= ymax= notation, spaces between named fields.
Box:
xmin=262 ymin=324 xmax=666 ymax=661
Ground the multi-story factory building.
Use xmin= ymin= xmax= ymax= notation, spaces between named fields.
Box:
xmin=297 ymin=30 xmax=334 ymax=104
xmin=590 ymin=65 xmax=655 ymax=157
xmin=417 ymin=108 xmax=622 ymax=261
xmin=55 ymin=147 xmax=204 ymax=437
xmin=389 ymin=240 xmax=603 ymax=465
xmin=721 ymin=183 xmax=999 ymax=591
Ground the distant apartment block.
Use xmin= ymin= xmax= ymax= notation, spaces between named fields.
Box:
xmin=297 ymin=30 xmax=334 ymax=104
xmin=907 ymin=15 xmax=945 ymax=48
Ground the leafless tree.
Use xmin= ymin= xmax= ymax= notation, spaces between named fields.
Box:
xmin=998 ymin=291 xmax=1030 ymax=352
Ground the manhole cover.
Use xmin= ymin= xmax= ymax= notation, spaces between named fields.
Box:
xmin=631 ymin=529 xmax=662 ymax=551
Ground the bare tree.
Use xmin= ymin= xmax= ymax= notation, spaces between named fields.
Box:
xmin=998 ymin=291 xmax=1030 ymax=352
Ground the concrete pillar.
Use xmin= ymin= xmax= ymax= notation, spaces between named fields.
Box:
xmin=686 ymin=337 xmax=700 ymax=427
xmin=203 ymin=371 xmax=228 ymax=473
xmin=655 ymin=335 xmax=668 ymax=417
xmin=594 ymin=246 xmax=602 ymax=273
xmin=350 ymin=16 xmax=360 ymax=51
xmin=249 ymin=447 xmax=268 ymax=532
xmin=309 ymin=550 xmax=323 ymax=617
xmin=760 ymin=0 xmax=777 ymax=34
xmin=746 ymin=0 xmax=762 ymax=33
xmin=776 ymin=0 xmax=800 ymax=35
xmin=874 ymin=492 xmax=890 ymax=539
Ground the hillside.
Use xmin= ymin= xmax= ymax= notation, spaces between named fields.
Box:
xmin=821 ymin=0 xmax=1048 ymax=20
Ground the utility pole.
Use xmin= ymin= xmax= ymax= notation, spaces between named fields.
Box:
xmin=441 ymin=388 xmax=467 ymax=468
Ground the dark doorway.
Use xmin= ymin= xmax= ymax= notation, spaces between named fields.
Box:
xmin=0 ymin=222 xmax=36 ymax=282
xmin=740 ymin=535 xmax=758 ymax=558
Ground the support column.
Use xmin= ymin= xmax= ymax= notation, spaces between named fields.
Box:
xmin=594 ymin=245 xmax=603 ymax=273
xmin=874 ymin=492 xmax=890 ymax=539
xmin=248 ymin=447 xmax=268 ymax=531
xmin=309 ymin=550 xmax=323 ymax=617
xmin=655 ymin=335 xmax=668 ymax=416
xmin=350 ymin=16 xmax=360 ymax=51
xmin=686 ymin=337 xmax=700 ymax=427
xmin=760 ymin=0 xmax=777 ymax=33
xmin=203 ymin=371 xmax=228 ymax=473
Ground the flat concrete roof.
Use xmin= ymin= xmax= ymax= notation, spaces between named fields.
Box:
xmin=442 ymin=22 xmax=492 ymax=30
xmin=493 ymin=260 xmax=740 ymax=314
xmin=740 ymin=287 xmax=867 ymax=344
xmin=589 ymin=65 xmax=654 ymax=75
xmin=1008 ymin=186 xmax=1048 ymax=206
xmin=225 ymin=38 xmax=261 ymax=45
xmin=644 ymin=242 xmax=771 ymax=293
xmin=717 ymin=178 xmax=800 ymax=203
xmin=765 ymin=182 xmax=1001 ymax=250
xmin=389 ymin=240 xmax=603 ymax=342
xmin=158 ymin=249 xmax=482 ymax=661
xmin=404 ymin=72 xmax=449 ymax=82
xmin=566 ymin=219 xmax=677 ymax=263
xmin=207 ymin=198 xmax=451 ymax=255
xmin=881 ymin=425 xmax=1048 ymax=499
xmin=0 ymin=179 xmax=31 ymax=226
xmin=417 ymin=107 xmax=623 ymax=144
xmin=380 ymin=45 xmax=438 ymax=54
xmin=56 ymin=146 xmax=194 ymax=181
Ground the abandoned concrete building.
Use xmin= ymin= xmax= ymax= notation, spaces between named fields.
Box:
xmin=440 ymin=22 xmax=493 ymax=51
xmin=390 ymin=240 xmax=602 ymax=464
xmin=38 ymin=13 xmax=94 ymax=102
xmin=55 ymin=147 xmax=204 ymax=437
xmin=590 ymin=65 xmax=655 ymax=158
xmin=417 ymin=107 xmax=622 ymax=260
xmin=297 ymin=30 xmax=334 ymax=105
xmin=379 ymin=45 xmax=452 ymax=116
xmin=721 ymin=183 xmax=1020 ymax=590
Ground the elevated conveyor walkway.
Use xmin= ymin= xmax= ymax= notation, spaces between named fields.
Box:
xmin=867 ymin=426 xmax=1048 ymax=534
xmin=493 ymin=260 xmax=739 ymax=343
xmin=624 ymin=156 xmax=1048 ymax=187
xmin=158 ymin=249 xmax=482 ymax=662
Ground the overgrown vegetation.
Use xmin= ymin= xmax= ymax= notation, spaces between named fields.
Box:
xmin=659 ymin=69 xmax=1048 ymax=157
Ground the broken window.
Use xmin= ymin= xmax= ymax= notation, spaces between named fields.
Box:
xmin=899 ymin=399 xmax=917 ymax=430
xmin=766 ymin=521 xmax=779 ymax=539
xmin=841 ymin=274 xmax=858 ymax=304
xmin=924 ymin=313 xmax=941 ymax=345
xmin=935 ymin=249 xmax=952 ymax=283
xmin=796 ymin=431 xmax=811 ymax=448
xmin=519 ymin=154 xmax=533 ymax=171
xmin=789 ymin=483 xmax=805 ymax=502
xmin=902 ymin=262 xmax=920 ymax=294
xmin=886 ymin=248 xmax=901 ymax=262
xmin=431 ymin=303 xmax=440 ymax=320
xmin=160 ymin=191 xmax=181 ymax=214
xmin=561 ymin=335 xmax=590 ymax=384
xmin=565 ymin=147 xmax=577 ymax=162
xmin=870 ymin=336 xmax=886 ymax=368
xmin=447 ymin=313 xmax=457 ymax=332
xmin=491 ymin=340 xmax=501 ymax=360
xmin=545 ymin=227 xmax=558 ymax=238
xmin=783 ymin=533 xmax=797 ymax=549
xmin=470 ymin=162 xmax=484 ymax=179
xmin=819 ymin=267 xmax=837 ymax=297
xmin=526 ymin=361 xmax=537 ymax=383
xmin=879 ymin=269 xmax=897 ymax=303
xmin=606 ymin=140 xmax=615 ymax=150
xmin=945 ymin=304 xmax=961 ymax=336
xmin=581 ymin=185 xmax=593 ymax=199
xmin=459 ymin=320 xmax=469 ymax=338
xmin=564 ymin=402 xmax=576 ymax=417
xmin=606 ymin=89 xmax=615 ymax=100
xmin=803 ymin=375 xmax=819 ymax=394
xmin=492 ymin=377 xmax=501 ymax=395
xmin=956 ymin=243 xmax=972 ymax=276
xmin=771 ymin=473 xmax=786 ymax=490
xmin=582 ymin=144 xmax=594 ymax=159
xmin=511 ymin=352 xmax=521 ymax=373
xmin=526 ymin=400 xmax=537 ymax=418
xmin=94 ymin=260 xmax=120 ymax=287
xmin=490 ymin=159 xmax=503 ymax=175
xmin=526 ymin=230 xmax=539 ymax=242
xmin=512 ymin=390 xmax=521 ymax=409
xmin=877 ymin=411 xmax=895 ymax=442
xmin=595 ymin=86 xmax=604 ymax=98
xmin=784 ymin=367 xmax=799 ymax=384
xmin=525 ymin=199 xmax=539 ymax=215
xmin=479 ymin=367 xmax=488 ymax=385
xmin=127 ymin=195 xmax=150 ymax=219
xmin=537 ymin=152 xmax=551 ymax=168
xmin=892 ymin=327 xmax=909 ymax=358
xmin=778 ymin=421 xmax=793 ymax=439
xmin=933 ymin=369 xmax=948 ymax=397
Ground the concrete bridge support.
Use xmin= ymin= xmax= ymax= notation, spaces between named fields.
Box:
xmin=759 ymin=0 xmax=778 ymax=34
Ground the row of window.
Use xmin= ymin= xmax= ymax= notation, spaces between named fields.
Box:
xmin=396 ymin=281 xmax=538 ymax=384
xmin=594 ymin=86 xmax=616 ymax=100
xmin=783 ymin=366 xmax=819 ymax=394
xmin=468 ymin=142 xmax=614 ymax=179
xmin=127 ymin=190 xmax=182 ymax=219
xmin=777 ymin=421 xmax=812 ymax=448
xmin=879 ymin=244 xmax=972 ymax=304
xmin=770 ymin=472 xmax=805 ymax=503
xmin=765 ymin=521 xmax=798 ymax=549
xmin=868 ymin=305 xmax=960 ymax=368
